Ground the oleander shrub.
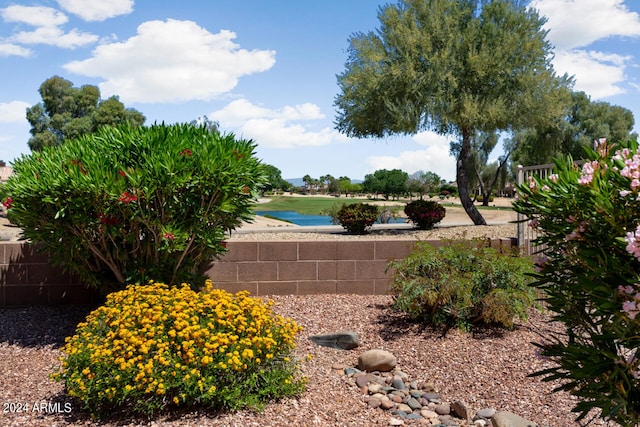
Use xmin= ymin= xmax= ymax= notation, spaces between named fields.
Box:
xmin=388 ymin=239 xmax=536 ymax=332
xmin=336 ymin=202 xmax=379 ymax=234
xmin=513 ymin=139 xmax=640 ymax=425
xmin=53 ymin=281 xmax=306 ymax=418
xmin=2 ymin=123 xmax=265 ymax=292
xmin=404 ymin=200 xmax=446 ymax=230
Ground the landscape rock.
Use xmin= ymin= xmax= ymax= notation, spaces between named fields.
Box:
xmin=357 ymin=349 xmax=397 ymax=372
xmin=475 ymin=408 xmax=496 ymax=419
xmin=309 ymin=331 xmax=360 ymax=350
xmin=340 ymin=361 xmax=544 ymax=426
xmin=451 ymin=400 xmax=469 ymax=421
xmin=492 ymin=411 xmax=539 ymax=427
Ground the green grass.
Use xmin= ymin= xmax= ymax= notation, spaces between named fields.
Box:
xmin=254 ymin=196 xmax=371 ymax=215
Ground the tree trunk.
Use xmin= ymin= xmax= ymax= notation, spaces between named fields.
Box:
xmin=457 ymin=128 xmax=487 ymax=225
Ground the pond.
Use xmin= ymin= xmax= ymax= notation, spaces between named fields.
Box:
xmin=255 ymin=210 xmax=406 ymax=227
xmin=255 ymin=210 xmax=334 ymax=226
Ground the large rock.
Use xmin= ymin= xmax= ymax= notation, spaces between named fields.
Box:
xmin=357 ymin=349 xmax=397 ymax=372
xmin=491 ymin=411 xmax=538 ymax=427
xmin=309 ymin=331 xmax=360 ymax=350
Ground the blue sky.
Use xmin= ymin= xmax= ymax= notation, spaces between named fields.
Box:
xmin=1 ymin=0 xmax=640 ymax=182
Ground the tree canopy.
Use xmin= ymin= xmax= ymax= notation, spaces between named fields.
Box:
xmin=334 ymin=0 xmax=571 ymax=224
xmin=363 ymin=168 xmax=409 ymax=199
xmin=512 ymin=91 xmax=637 ymax=167
xmin=26 ymin=76 xmax=146 ymax=151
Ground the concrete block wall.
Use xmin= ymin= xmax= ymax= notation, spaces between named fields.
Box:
xmin=0 ymin=238 xmax=517 ymax=306
xmin=0 ymin=242 xmax=99 ymax=306
xmin=205 ymin=239 xmax=417 ymax=296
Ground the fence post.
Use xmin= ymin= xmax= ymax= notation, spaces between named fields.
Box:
xmin=516 ymin=165 xmax=525 ymax=252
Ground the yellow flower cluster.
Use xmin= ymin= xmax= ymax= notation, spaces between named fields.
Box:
xmin=55 ymin=280 xmax=303 ymax=416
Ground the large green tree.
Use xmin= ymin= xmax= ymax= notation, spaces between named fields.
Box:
xmin=512 ymin=90 xmax=637 ymax=167
xmin=26 ymin=76 xmax=146 ymax=151
xmin=363 ymin=168 xmax=409 ymax=200
xmin=334 ymin=0 xmax=570 ymax=224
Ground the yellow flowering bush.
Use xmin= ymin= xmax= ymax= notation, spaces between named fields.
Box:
xmin=53 ymin=281 xmax=305 ymax=418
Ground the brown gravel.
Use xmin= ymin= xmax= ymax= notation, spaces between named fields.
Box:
xmin=0 ymin=296 xmax=618 ymax=427
xmin=0 ymin=211 xmax=618 ymax=426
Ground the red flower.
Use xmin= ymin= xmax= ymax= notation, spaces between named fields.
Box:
xmin=180 ymin=149 xmax=193 ymax=157
xmin=3 ymin=197 xmax=12 ymax=209
xmin=118 ymin=170 xmax=127 ymax=178
xmin=117 ymin=191 xmax=137 ymax=204
xmin=242 ymin=185 xmax=250 ymax=194
xmin=98 ymin=214 xmax=120 ymax=225
xmin=163 ymin=232 xmax=175 ymax=241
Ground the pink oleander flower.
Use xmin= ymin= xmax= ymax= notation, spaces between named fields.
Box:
xmin=528 ymin=176 xmax=536 ymax=190
xmin=3 ymin=197 xmax=12 ymax=209
xmin=163 ymin=232 xmax=175 ymax=241
xmin=578 ymin=161 xmax=598 ymax=185
xmin=622 ymin=298 xmax=640 ymax=320
xmin=625 ymin=225 xmax=640 ymax=261
xmin=549 ymin=173 xmax=559 ymax=183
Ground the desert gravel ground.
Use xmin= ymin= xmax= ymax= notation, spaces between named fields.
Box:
xmin=0 ymin=199 xmax=619 ymax=426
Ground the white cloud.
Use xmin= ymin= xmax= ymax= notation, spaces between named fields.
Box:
xmin=210 ymin=99 xmax=343 ymax=148
xmin=64 ymin=20 xmax=276 ymax=103
xmin=57 ymin=0 xmax=133 ymax=22
xmin=1 ymin=5 xmax=98 ymax=49
xmin=530 ymin=0 xmax=640 ymax=100
xmin=0 ymin=101 xmax=30 ymax=123
xmin=0 ymin=43 xmax=31 ymax=57
xmin=554 ymin=50 xmax=629 ymax=98
xmin=11 ymin=26 xmax=98 ymax=48
xmin=2 ymin=5 xmax=68 ymax=27
xmin=532 ymin=0 xmax=640 ymax=50
xmin=365 ymin=131 xmax=456 ymax=181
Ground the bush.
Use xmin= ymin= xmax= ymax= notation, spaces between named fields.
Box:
xmin=388 ymin=240 xmax=536 ymax=332
xmin=336 ymin=202 xmax=379 ymax=234
xmin=53 ymin=281 xmax=305 ymax=418
xmin=378 ymin=206 xmax=401 ymax=224
xmin=404 ymin=200 xmax=446 ymax=229
xmin=320 ymin=201 xmax=346 ymax=225
xmin=2 ymin=123 xmax=265 ymax=292
xmin=476 ymin=194 xmax=494 ymax=203
xmin=513 ymin=139 xmax=640 ymax=425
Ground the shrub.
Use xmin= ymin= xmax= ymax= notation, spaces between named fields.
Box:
xmin=53 ymin=281 xmax=305 ymax=418
xmin=404 ymin=200 xmax=446 ymax=229
xmin=2 ymin=123 xmax=265 ymax=292
xmin=476 ymin=194 xmax=494 ymax=203
xmin=320 ymin=201 xmax=346 ymax=225
xmin=388 ymin=239 xmax=536 ymax=332
xmin=336 ymin=202 xmax=379 ymax=234
xmin=378 ymin=206 xmax=401 ymax=224
xmin=513 ymin=139 xmax=640 ymax=425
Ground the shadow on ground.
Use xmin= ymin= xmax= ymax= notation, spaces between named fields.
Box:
xmin=0 ymin=305 xmax=95 ymax=347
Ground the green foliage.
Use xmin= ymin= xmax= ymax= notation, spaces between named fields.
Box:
xmin=513 ymin=139 xmax=640 ymax=425
xmin=27 ymin=76 xmax=145 ymax=151
xmin=388 ymin=240 xmax=536 ymax=332
xmin=363 ymin=169 xmax=409 ymax=200
xmin=321 ymin=201 xmax=346 ymax=225
xmin=262 ymin=164 xmax=291 ymax=193
xmin=334 ymin=0 xmax=571 ymax=225
xmin=336 ymin=202 xmax=379 ymax=234
xmin=3 ymin=123 xmax=265 ymax=292
xmin=476 ymin=194 xmax=494 ymax=203
xmin=404 ymin=200 xmax=446 ymax=230
xmin=512 ymin=91 xmax=638 ymax=168
xmin=53 ymin=281 xmax=306 ymax=418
